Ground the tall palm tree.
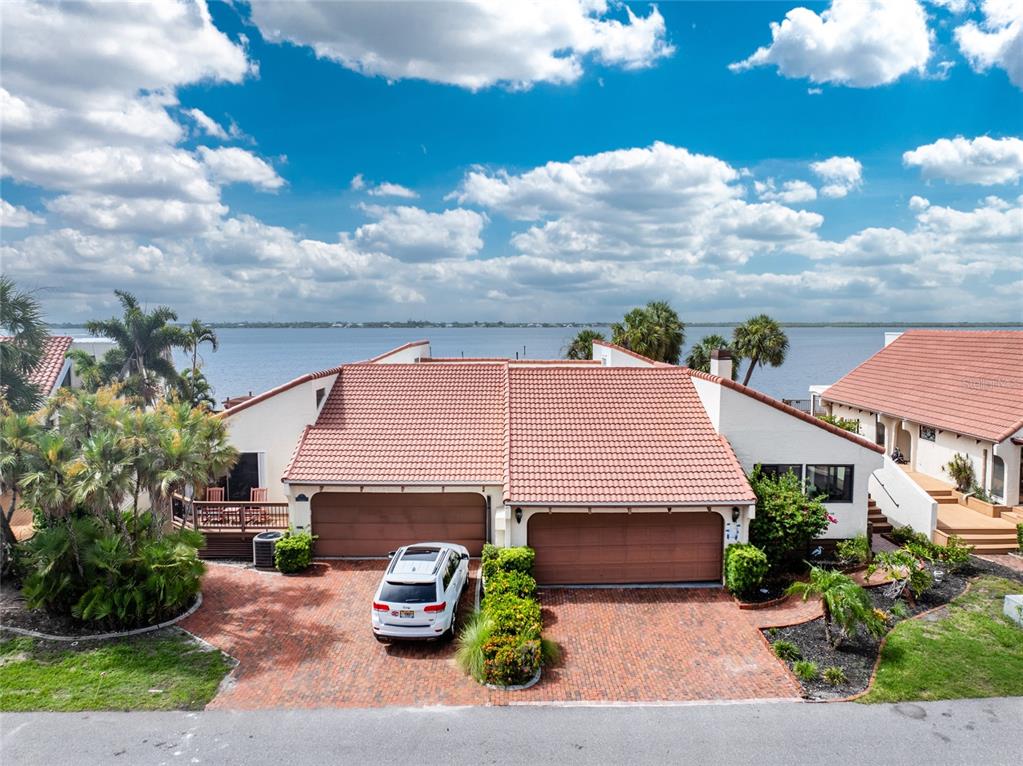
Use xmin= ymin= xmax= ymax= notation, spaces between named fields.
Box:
xmin=786 ymin=567 xmax=883 ymax=648
xmin=0 ymin=409 xmax=39 ymax=566
xmin=564 ymin=329 xmax=606 ymax=360
xmin=85 ymin=291 xmax=188 ymax=406
xmin=685 ymin=334 xmax=742 ymax=380
xmin=610 ymin=301 xmax=685 ymax=364
xmin=0 ymin=275 xmax=49 ymax=413
xmin=732 ymin=314 xmax=789 ymax=387
xmin=183 ymin=318 xmax=218 ymax=381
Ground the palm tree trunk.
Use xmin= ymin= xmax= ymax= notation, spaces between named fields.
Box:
xmin=191 ymin=345 xmax=198 ymax=381
xmin=742 ymin=352 xmax=759 ymax=386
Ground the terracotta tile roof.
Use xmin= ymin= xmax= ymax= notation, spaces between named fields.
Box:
xmin=218 ymin=365 xmax=344 ymax=418
xmin=685 ymin=367 xmax=885 ymax=454
xmin=284 ymin=361 xmax=756 ymax=506
xmin=0 ymin=335 xmax=72 ymax=395
xmin=284 ymin=363 xmax=507 ymax=485
xmin=822 ymin=330 xmax=1023 ymax=443
xmin=505 ymin=366 xmax=755 ymax=505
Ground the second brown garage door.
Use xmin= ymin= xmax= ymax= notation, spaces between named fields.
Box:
xmin=311 ymin=492 xmax=486 ymax=557
xmin=528 ymin=511 xmax=723 ymax=585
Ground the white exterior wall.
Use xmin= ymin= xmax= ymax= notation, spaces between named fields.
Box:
xmin=372 ymin=341 xmax=430 ymax=363
xmin=593 ymin=342 xmax=656 ymax=368
xmin=913 ymin=425 xmax=991 ymax=489
xmin=68 ymin=337 xmax=117 ymax=389
xmin=829 ymin=402 xmax=879 ymax=444
xmin=869 ymin=456 xmax=938 ymax=534
xmin=223 ymin=374 xmax=338 ymax=502
xmin=694 ymin=378 xmax=883 ymax=539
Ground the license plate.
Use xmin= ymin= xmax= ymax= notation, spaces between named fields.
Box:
xmin=399 ymin=609 xmax=415 ymax=618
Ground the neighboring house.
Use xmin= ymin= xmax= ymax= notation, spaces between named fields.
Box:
xmin=217 ymin=339 xmax=882 ymax=585
xmin=1 ymin=335 xmax=74 ymax=400
xmin=818 ymin=330 xmax=1023 ymax=509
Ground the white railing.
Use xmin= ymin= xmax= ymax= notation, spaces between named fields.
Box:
xmin=868 ymin=456 xmax=938 ymax=534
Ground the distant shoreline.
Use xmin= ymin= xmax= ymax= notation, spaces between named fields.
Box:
xmin=48 ymin=321 xmax=1022 ymax=330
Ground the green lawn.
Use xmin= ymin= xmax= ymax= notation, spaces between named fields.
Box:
xmin=0 ymin=629 xmax=232 ymax=712
xmin=860 ymin=576 xmax=1023 ymax=703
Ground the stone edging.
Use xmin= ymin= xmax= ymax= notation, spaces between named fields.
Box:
xmin=821 ymin=579 xmax=977 ymax=704
xmin=734 ymin=593 xmax=790 ymax=611
xmin=0 ymin=593 xmax=203 ymax=642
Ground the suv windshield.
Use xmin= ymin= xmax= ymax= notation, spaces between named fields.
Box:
xmin=380 ymin=582 xmax=437 ymax=603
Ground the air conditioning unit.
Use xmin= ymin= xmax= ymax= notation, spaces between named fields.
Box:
xmin=253 ymin=531 xmax=285 ymax=569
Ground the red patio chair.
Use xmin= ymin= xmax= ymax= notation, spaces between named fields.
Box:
xmin=200 ymin=486 xmax=226 ymax=525
xmin=247 ymin=487 xmax=270 ymax=526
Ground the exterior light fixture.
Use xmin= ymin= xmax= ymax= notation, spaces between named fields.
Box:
xmin=731 ymin=507 xmax=741 ymax=522
xmin=295 ymin=493 xmax=309 ymax=502
xmin=514 ymin=507 xmax=523 ymax=524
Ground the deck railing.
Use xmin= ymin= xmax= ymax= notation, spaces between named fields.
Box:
xmin=172 ymin=494 xmax=289 ymax=532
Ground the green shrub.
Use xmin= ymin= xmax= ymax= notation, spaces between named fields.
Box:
xmin=724 ymin=543 xmax=768 ymax=598
xmin=836 ymin=534 xmax=871 ymax=566
xmin=869 ymin=549 xmax=932 ymax=597
xmin=20 ymin=512 xmax=204 ymax=629
xmin=455 ymin=611 xmax=493 ymax=682
xmin=818 ymin=414 xmax=860 ymax=433
xmin=481 ymin=546 xmax=535 ymax=580
xmin=823 ymin=666 xmax=847 ymax=686
xmin=772 ymin=640 xmax=802 ymax=661
xmin=274 ymin=530 xmax=316 ymax=573
xmin=937 ymin=534 xmax=973 ymax=571
xmin=888 ymin=525 xmax=929 ymax=546
xmin=969 ymin=484 xmax=993 ymax=504
xmin=540 ymin=637 xmax=561 ymax=666
xmin=749 ymin=467 xmax=830 ymax=572
xmin=944 ymin=453 xmax=975 ymax=493
xmin=787 ymin=566 xmax=885 ymax=648
xmin=903 ymin=539 xmax=936 ymax=563
xmin=1017 ymin=523 xmax=1022 ymax=552
xmin=793 ymin=660 xmax=819 ymax=681
xmin=889 ymin=600 xmax=911 ymax=620
xmin=481 ymin=543 xmax=500 ymax=565
xmin=485 ymin=594 xmax=542 ymax=640
xmin=485 ymin=569 xmax=537 ymax=600
xmin=481 ymin=635 xmax=541 ymax=686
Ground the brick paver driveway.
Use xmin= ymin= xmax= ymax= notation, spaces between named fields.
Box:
xmin=183 ymin=562 xmax=801 ymax=709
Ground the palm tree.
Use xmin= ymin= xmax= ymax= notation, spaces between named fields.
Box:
xmin=786 ymin=567 xmax=884 ymax=648
xmin=85 ymin=291 xmax=188 ymax=406
xmin=0 ymin=275 xmax=49 ymax=413
xmin=183 ymin=318 xmax=218 ymax=381
xmin=610 ymin=301 xmax=685 ymax=364
xmin=178 ymin=369 xmax=216 ymax=408
xmin=564 ymin=329 xmax=606 ymax=360
xmin=65 ymin=349 xmax=106 ymax=393
xmin=732 ymin=314 xmax=789 ymax=387
xmin=685 ymin=334 xmax=742 ymax=380
xmin=0 ymin=409 xmax=39 ymax=567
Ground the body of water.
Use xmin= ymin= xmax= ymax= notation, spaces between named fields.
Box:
xmin=59 ymin=325 xmax=1012 ymax=405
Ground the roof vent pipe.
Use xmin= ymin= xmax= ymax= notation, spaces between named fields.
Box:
xmin=710 ymin=348 xmax=732 ymax=380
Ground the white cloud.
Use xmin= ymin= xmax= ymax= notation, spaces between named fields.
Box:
xmin=0 ymin=199 xmax=45 ymax=228
xmin=350 ymin=173 xmax=366 ymax=190
xmin=810 ymin=156 xmax=863 ymax=197
xmin=198 ymin=147 xmax=285 ymax=191
xmin=955 ymin=0 xmax=1023 ymax=89
xmin=903 ymin=135 xmax=1023 ymax=184
xmin=455 ymin=142 xmax=823 ymax=265
xmin=352 ymin=205 xmax=488 ymax=262
xmin=186 ymin=108 xmax=234 ymax=140
xmin=247 ymin=0 xmax=674 ymax=90
xmin=45 ymin=193 xmax=226 ymax=236
xmin=730 ymin=0 xmax=932 ymax=87
xmin=367 ymin=182 xmax=420 ymax=199
xmin=755 ymin=179 xmax=818 ymax=203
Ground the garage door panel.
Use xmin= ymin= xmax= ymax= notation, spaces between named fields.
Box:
xmin=529 ymin=512 xmax=723 ymax=585
xmin=311 ymin=493 xmax=486 ymax=557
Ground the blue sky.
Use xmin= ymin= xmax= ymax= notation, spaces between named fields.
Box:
xmin=1 ymin=1 xmax=1021 ymax=322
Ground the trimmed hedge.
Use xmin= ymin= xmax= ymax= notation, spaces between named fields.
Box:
xmin=274 ymin=530 xmax=316 ymax=573
xmin=481 ymin=547 xmax=535 ymax=580
xmin=484 ymin=569 xmax=537 ymax=600
xmin=724 ymin=543 xmax=768 ymax=599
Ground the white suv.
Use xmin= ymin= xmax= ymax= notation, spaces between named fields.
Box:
xmin=371 ymin=542 xmax=470 ymax=643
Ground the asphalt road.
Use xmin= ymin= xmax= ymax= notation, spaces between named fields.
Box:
xmin=3 ymin=697 xmax=1021 ymax=766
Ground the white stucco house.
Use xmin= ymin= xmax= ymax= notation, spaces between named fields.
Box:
xmin=212 ymin=339 xmax=882 ymax=585
xmin=0 ymin=334 xmax=117 ymax=401
xmin=818 ymin=330 xmax=1023 ymax=509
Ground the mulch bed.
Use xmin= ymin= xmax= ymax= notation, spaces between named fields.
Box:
xmin=0 ymin=582 xmax=115 ymax=638
xmin=761 ymin=559 xmax=995 ymax=701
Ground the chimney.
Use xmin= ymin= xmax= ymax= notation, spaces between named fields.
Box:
xmin=710 ymin=348 xmax=732 ymax=379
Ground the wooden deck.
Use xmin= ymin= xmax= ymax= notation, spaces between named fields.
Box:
xmin=173 ymin=496 xmax=289 ymax=559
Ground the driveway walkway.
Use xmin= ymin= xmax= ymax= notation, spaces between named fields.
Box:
xmin=182 ymin=562 xmax=801 ymax=709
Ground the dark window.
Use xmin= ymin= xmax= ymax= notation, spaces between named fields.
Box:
xmin=875 ymin=419 xmax=886 ymax=447
xmin=442 ymin=554 xmax=458 ymax=589
xmin=379 ymin=582 xmax=437 ymax=603
xmin=315 ymin=387 xmax=326 ymax=408
xmin=757 ymin=464 xmax=803 ymax=481
xmin=806 ymin=465 xmax=855 ymax=503
xmin=919 ymin=425 xmax=936 ymax=442
xmin=222 ymin=452 xmax=260 ymax=501
xmin=991 ymin=456 xmax=1005 ymax=501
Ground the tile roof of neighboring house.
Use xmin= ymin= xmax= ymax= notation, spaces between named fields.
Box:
xmin=0 ymin=335 xmax=72 ymax=396
xmin=505 ymin=366 xmax=755 ymax=505
xmin=685 ymin=367 xmax=885 ymax=454
xmin=822 ymin=330 xmax=1023 ymax=443
xmin=283 ymin=360 xmax=756 ymax=505
xmin=218 ymin=365 xmax=344 ymax=418
xmin=285 ymin=363 xmax=507 ymax=485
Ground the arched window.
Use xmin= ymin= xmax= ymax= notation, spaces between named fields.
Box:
xmin=991 ymin=456 xmax=1005 ymax=502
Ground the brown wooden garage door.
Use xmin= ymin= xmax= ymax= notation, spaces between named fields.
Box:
xmin=310 ymin=492 xmax=486 ymax=557
xmin=528 ymin=512 xmax=723 ymax=585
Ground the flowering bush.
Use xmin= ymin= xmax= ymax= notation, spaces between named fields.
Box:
xmin=481 ymin=636 xmax=542 ymax=686
xmin=749 ymin=467 xmax=830 ymax=573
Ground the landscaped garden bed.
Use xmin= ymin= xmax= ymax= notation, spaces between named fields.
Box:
xmin=0 ymin=628 xmax=232 ymax=712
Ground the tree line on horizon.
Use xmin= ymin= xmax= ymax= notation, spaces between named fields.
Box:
xmin=565 ymin=300 xmax=789 ymax=386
